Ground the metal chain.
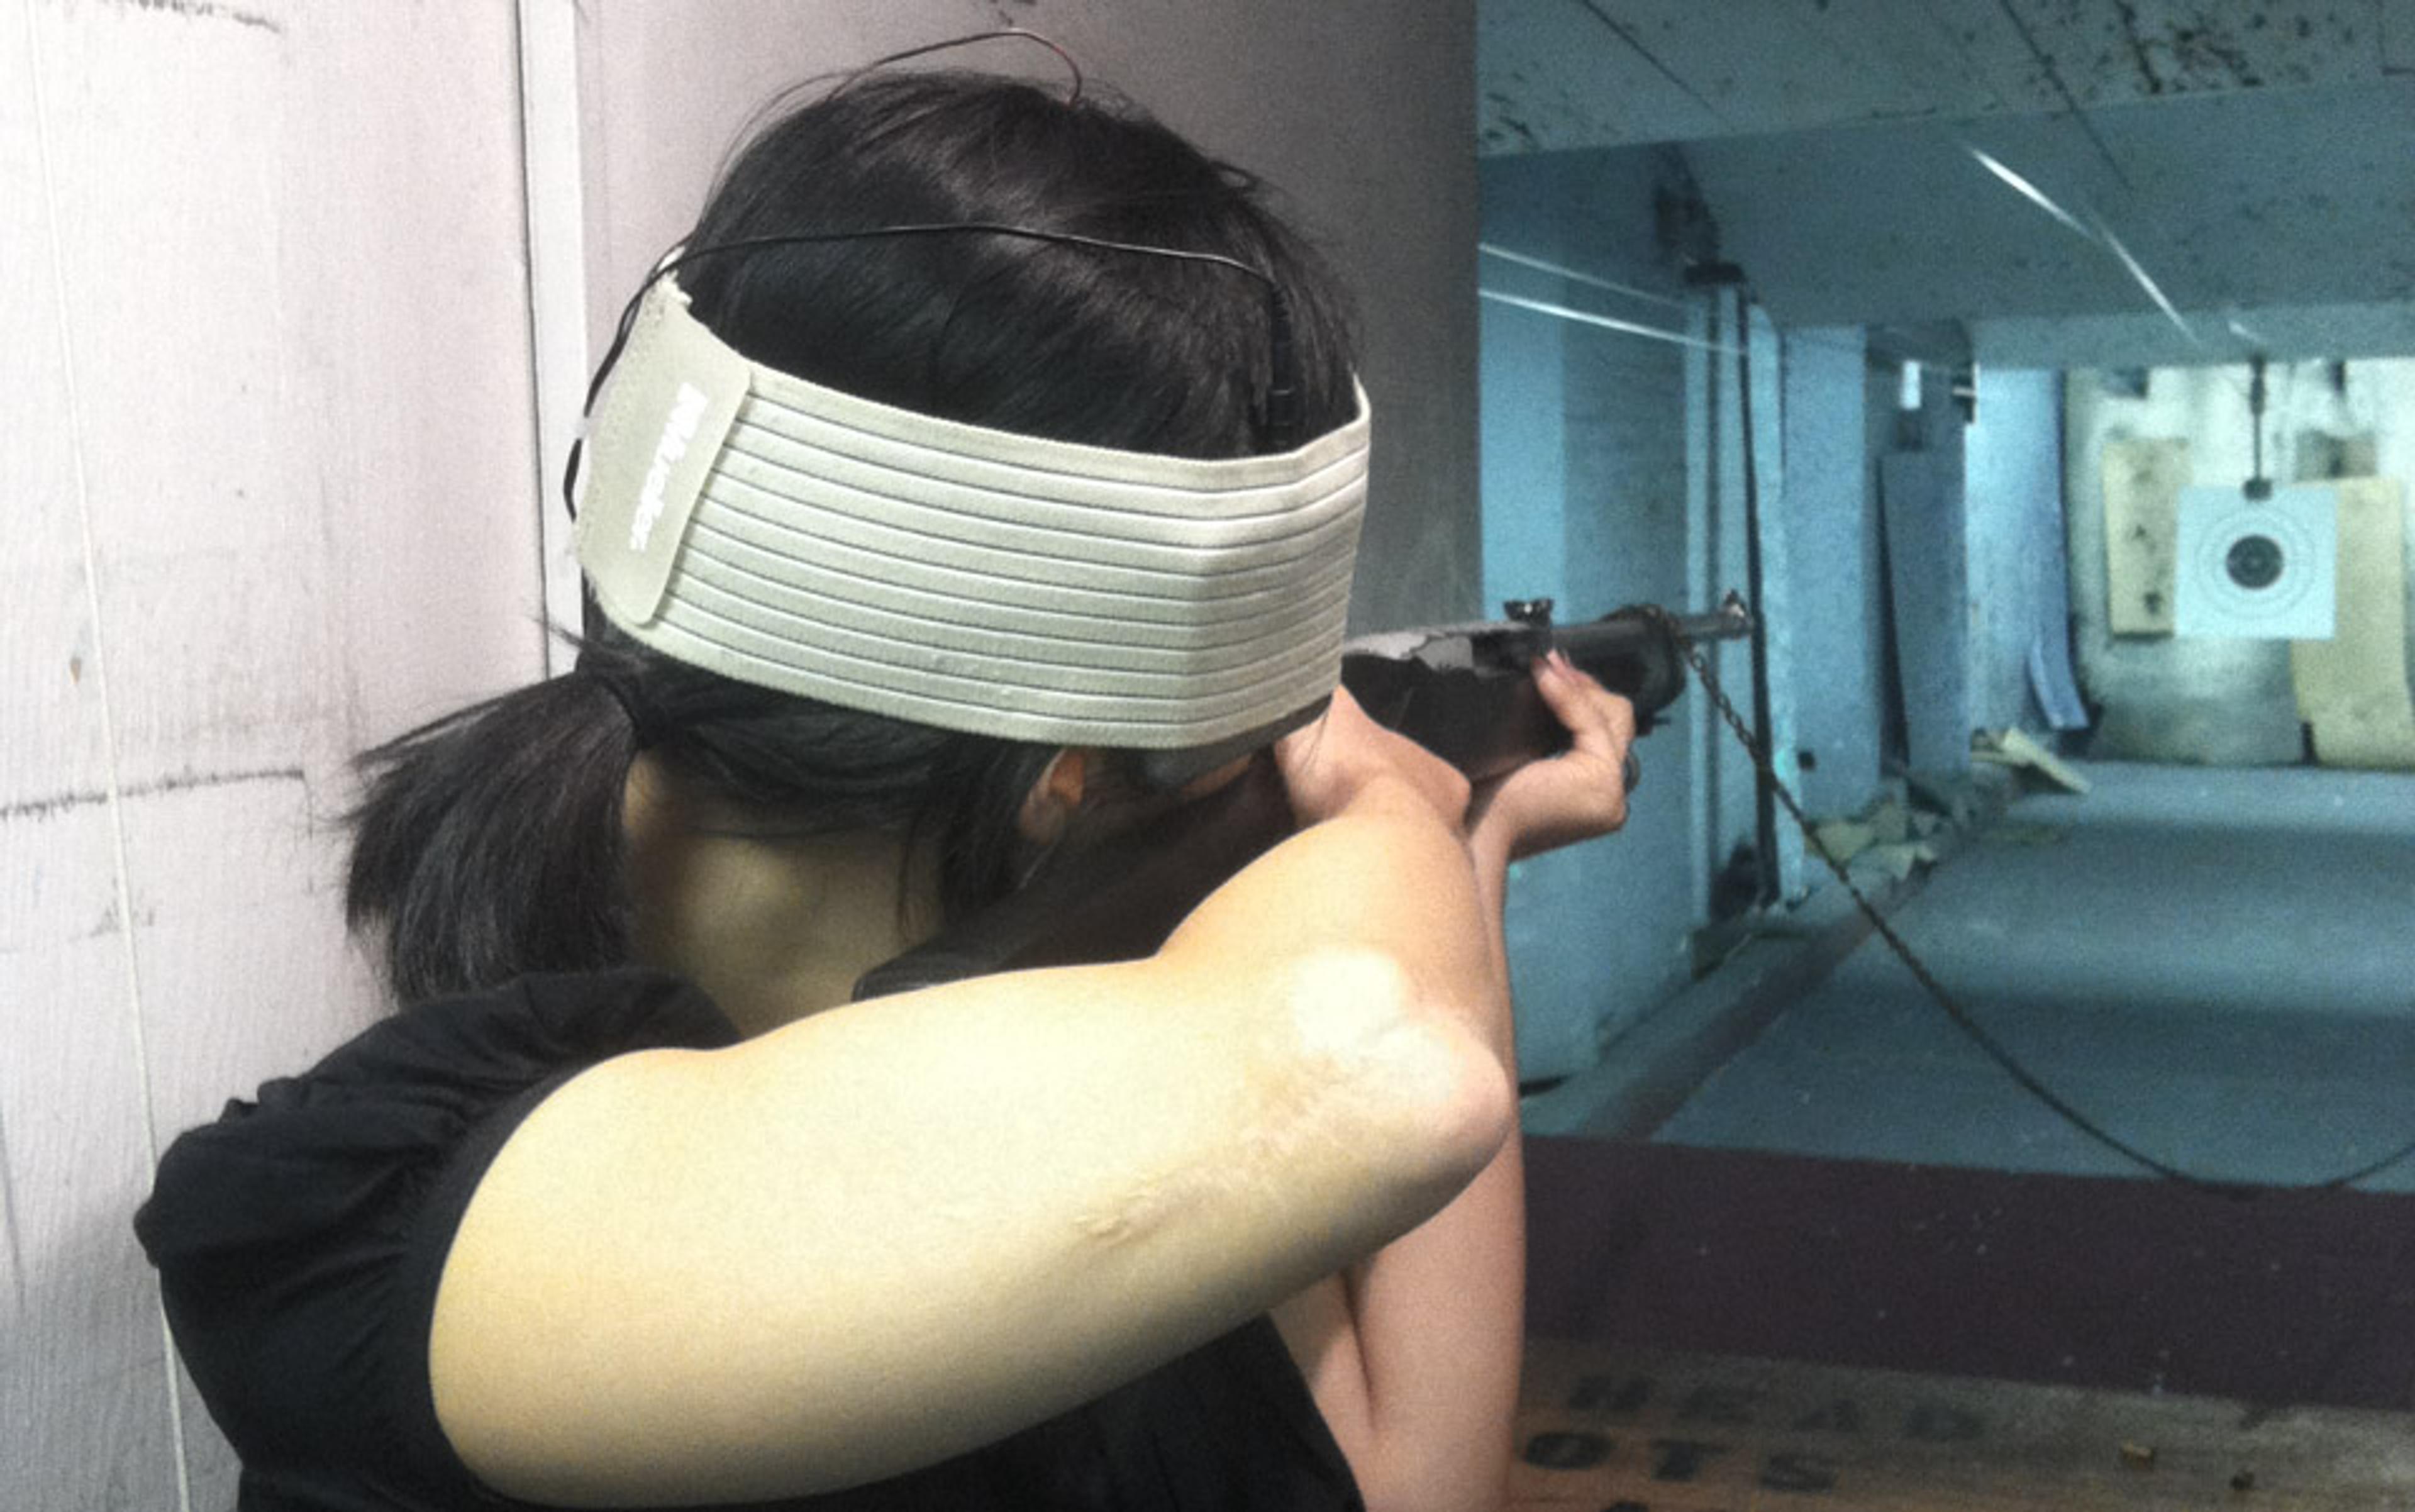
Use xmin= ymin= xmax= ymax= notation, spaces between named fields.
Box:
xmin=1640 ymin=604 xmax=2415 ymax=1196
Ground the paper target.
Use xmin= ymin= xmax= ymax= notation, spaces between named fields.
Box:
xmin=2174 ymin=485 xmax=2337 ymax=640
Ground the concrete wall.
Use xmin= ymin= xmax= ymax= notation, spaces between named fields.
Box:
xmin=1877 ymin=362 xmax=1975 ymax=777
xmin=1781 ymin=328 xmax=1887 ymax=818
xmin=1964 ymin=367 xmax=2070 ymax=737
xmin=3 ymin=3 xmax=1480 ymax=1501
xmin=2064 ymin=359 xmax=2415 ymax=765
xmin=1779 ymin=343 xmax=2052 ymax=813
xmin=1478 ymin=147 xmax=1701 ymax=1078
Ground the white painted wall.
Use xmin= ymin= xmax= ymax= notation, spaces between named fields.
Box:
xmin=2 ymin=2 xmax=545 ymax=1503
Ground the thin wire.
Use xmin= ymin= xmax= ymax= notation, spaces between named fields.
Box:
xmin=2088 ymin=212 xmax=2208 ymax=356
xmin=851 ymin=26 xmax=1082 ymax=104
xmin=1573 ymin=0 xmax=1731 ymax=130
xmin=1967 ymin=145 xmax=2096 ymax=241
xmin=1961 ymin=142 xmax=2254 ymax=403
xmin=2247 ymin=353 xmax=2270 ymax=491
xmin=567 ymin=224 xmax=1293 ymax=520
xmin=1478 ymin=288 xmax=1741 ymax=355
xmin=1970 ymin=141 xmax=2270 ymax=487
xmin=1478 ymin=243 xmax=1694 ymax=312
xmin=1963 ymin=142 xmax=2197 ymax=342
xmin=585 ymin=226 xmax=1279 ymax=413
xmin=1989 ymin=0 xmax=2135 ymax=192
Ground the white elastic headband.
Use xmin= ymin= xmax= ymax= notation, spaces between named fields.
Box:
xmin=574 ymin=272 xmax=1370 ymax=750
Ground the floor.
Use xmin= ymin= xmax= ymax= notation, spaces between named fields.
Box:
xmin=1652 ymin=760 xmax=2415 ymax=1192
xmin=1509 ymin=1340 xmax=2415 ymax=1511
xmin=1514 ymin=760 xmax=2415 ymax=1451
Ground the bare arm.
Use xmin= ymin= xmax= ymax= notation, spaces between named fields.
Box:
xmin=1275 ymin=653 xmax=1636 ymax=1512
xmin=429 ymin=703 xmax=1517 ymax=1507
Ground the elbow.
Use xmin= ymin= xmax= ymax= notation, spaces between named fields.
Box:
xmin=1280 ymin=948 xmax=1515 ymax=1197
xmin=1413 ymin=1018 xmax=1517 ymax=1192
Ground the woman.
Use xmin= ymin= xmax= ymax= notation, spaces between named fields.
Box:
xmin=136 ymin=64 xmax=1633 ymax=1511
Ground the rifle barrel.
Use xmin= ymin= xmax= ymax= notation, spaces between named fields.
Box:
xmin=855 ymin=598 xmax=1755 ymax=997
xmin=1343 ymin=597 xmax=1752 ymax=779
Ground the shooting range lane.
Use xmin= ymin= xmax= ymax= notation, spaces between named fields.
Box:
xmin=1653 ymin=759 xmax=2415 ymax=1189
xmin=1513 ymin=759 xmax=2415 ymax=1503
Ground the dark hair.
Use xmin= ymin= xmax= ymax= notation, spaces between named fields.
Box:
xmin=347 ymin=69 xmax=1361 ymax=1004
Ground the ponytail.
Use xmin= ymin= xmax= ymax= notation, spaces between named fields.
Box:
xmin=346 ymin=670 xmax=639 ymax=1004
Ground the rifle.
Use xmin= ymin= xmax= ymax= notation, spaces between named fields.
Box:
xmin=852 ymin=595 xmax=1755 ymax=1000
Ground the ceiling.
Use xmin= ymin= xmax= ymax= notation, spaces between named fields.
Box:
xmin=1480 ymin=0 xmax=2409 ymax=150
xmin=1477 ymin=0 xmax=2415 ymax=362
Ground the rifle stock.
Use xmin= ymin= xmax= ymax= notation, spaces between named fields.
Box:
xmin=850 ymin=597 xmax=1753 ymax=1000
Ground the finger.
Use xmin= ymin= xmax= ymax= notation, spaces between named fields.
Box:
xmin=1535 ymin=655 xmax=1635 ymax=827
xmin=1533 ymin=653 xmax=1636 ymax=760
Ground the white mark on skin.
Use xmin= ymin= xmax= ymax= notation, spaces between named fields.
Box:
xmin=1075 ymin=1181 xmax=1178 ymax=1248
xmin=1068 ymin=950 xmax=1457 ymax=1254
xmin=1285 ymin=949 xmax=1466 ymax=1109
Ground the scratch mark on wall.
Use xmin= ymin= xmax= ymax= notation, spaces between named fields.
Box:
xmin=1992 ymin=0 xmax=2135 ymax=189
xmin=1485 ymin=97 xmax=1543 ymax=152
xmin=2112 ymin=1 xmax=2168 ymax=95
xmin=106 ymin=0 xmax=282 ymax=35
xmin=2108 ymin=1 xmax=2271 ymax=96
xmin=1573 ymin=0 xmax=1732 ymax=130
xmin=0 ymin=765 xmax=309 ymax=824
xmin=1913 ymin=0 xmax=2009 ymax=110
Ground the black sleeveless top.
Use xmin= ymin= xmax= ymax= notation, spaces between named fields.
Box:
xmin=135 ymin=970 xmax=1362 ymax=1511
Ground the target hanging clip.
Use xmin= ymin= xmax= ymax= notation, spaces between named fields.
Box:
xmin=2243 ymin=353 xmax=2274 ymax=503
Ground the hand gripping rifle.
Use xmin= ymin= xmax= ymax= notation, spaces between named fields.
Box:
xmin=851 ymin=594 xmax=1755 ymax=1001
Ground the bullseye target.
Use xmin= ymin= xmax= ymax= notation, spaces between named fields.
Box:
xmin=2174 ymin=485 xmax=2337 ymax=640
